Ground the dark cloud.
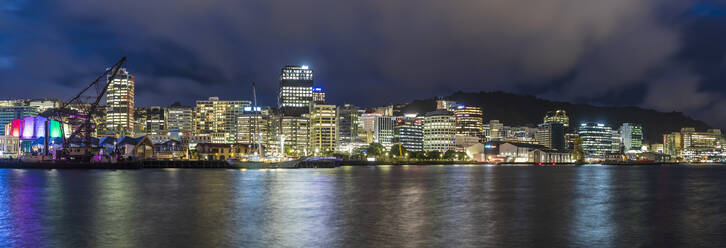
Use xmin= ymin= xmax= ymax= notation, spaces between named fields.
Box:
xmin=1 ymin=0 xmax=726 ymax=128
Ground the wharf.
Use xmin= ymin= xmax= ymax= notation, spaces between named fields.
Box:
xmin=0 ymin=159 xmax=338 ymax=170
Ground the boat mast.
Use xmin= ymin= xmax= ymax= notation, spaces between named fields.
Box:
xmin=252 ymin=82 xmax=263 ymax=157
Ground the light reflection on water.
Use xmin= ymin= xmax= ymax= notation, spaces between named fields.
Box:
xmin=0 ymin=166 xmax=722 ymax=246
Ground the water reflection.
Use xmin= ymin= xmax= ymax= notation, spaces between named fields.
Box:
xmin=570 ymin=166 xmax=615 ymax=246
xmin=0 ymin=166 xmax=721 ymax=246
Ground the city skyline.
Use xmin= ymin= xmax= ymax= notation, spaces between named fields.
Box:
xmin=2 ymin=0 xmax=726 ymax=129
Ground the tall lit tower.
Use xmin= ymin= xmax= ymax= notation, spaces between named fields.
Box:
xmin=278 ymin=65 xmax=313 ymax=116
xmin=106 ymin=68 xmax=135 ymax=136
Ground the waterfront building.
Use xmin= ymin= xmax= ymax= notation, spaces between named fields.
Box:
xmin=146 ymin=106 xmax=168 ymax=135
xmin=663 ymin=132 xmax=683 ymax=157
xmin=455 ymin=135 xmax=481 ymax=152
xmin=0 ymin=106 xmax=39 ymax=131
xmin=497 ymin=142 xmax=572 ymax=163
xmin=504 ymin=126 xmax=538 ymax=144
xmin=194 ymin=97 xmax=251 ymax=144
xmin=620 ymin=123 xmax=643 ymax=153
xmin=235 ymin=106 xmax=265 ymax=146
xmin=577 ymin=122 xmax=613 ymax=158
xmin=309 ymin=104 xmax=338 ymax=155
xmin=196 ymin=143 xmax=249 ymax=160
xmin=680 ymin=128 xmax=723 ymax=161
xmin=535 ymin=122 xmax=565 ymax=150
xmin=360 ymin=113 xmax=380 ymax=144
xmin=153 ymin=139 xmax=188 ymax=160
xmin=133 ymin=107 xmax=148 ymax=135
xmin=544 ymin=110 xmax=569 ymax=128
xmin=312 ymin=87 xmax=326 ymax=104
xmin=393 ymin=116 xmax=423 ymax=152
xmin=423 ymin=110 xmax=456 ymax=152
xmin=168 ymin=106 xmax=193 ymax=137
xmin=280 ymin=115 xmax=309 ymax=156
xmin=454 ymin=105 xmax=484 ymax=141
xmin=374 ymin=116 xmax=395 ymax=150
xmin=105 ymin=68 xmax=135 ymax=136
xmin=0 ymin=135 xmax=20 ymax=158
xmin=484 ymin=120 xmax=504 ymax=141
xmin=278 ymin=65 xmax=313 ymax=116
xmin=611 ymin=130 xmax=622 ymax=153
xmin=337 ymin=104 xmax=364 ymax=152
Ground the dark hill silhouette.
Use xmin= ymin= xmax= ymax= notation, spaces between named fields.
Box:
xmin=398 ymin=91 xmax=711 ymax=143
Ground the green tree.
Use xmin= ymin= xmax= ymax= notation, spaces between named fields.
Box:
xmin=444 ymin=150 xmax=456 ymax=160
xmin=367 ymin=143 xmax=385 ymax=157
xmin=427 ymin=151 xmax=442 ymax=160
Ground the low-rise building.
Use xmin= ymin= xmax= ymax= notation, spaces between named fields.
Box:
xmin=196 ymin=143 xmax=250 ymax=161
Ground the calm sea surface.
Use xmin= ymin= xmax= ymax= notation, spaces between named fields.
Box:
xmin=0 ymin=165 xmax=724 ymax=247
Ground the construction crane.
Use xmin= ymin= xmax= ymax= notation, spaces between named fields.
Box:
xmin=43 ymin=57 xmax=126 ymax=161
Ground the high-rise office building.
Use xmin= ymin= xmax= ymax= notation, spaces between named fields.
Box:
xmin=544 ymin=110 xmax=569 ymax=128
xmin=105 ymin=68 xmax=135 ymax=136
xmin=535 ymin=122 xmax=565 ymax=150
xmin=312 ymin=87 xmax=326 ymax=104
xmin=423 ymin=110 xmax=456 ymax=152
xmin=194 ymin=97 xmax=251 ymax=143
xmin=454 ymin=105 xmax=484 ymax=141
xmin=337 ymin=104 xmax=361 ymax=150
xmin=577 ymin=122 xmax=613 ymax=157
xmin=280 ymin=115 xmax=309 ymax=156
xmin=146 ymin=106 xmax=167 ymax=135
xmin=360 ymin=113 xmax=380 ymax=144
xmin=168 ymin=106 xmax=193 ymax=136
xmin=236 ymin=106 xmax=266 ymax=146
xmin=278 ymin=65 xmax=313 ymax=116
xmin=374 ymin=116 xmax=396 ymax=150
xmin=620 ymin=123 xmax=643 ymax=153
xmin=394 ymin=116 xmax=423 ymax=152
xmin=309 ymin=104 xmax=338 ymax=155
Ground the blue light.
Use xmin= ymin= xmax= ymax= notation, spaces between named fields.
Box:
xmin=457 ymin=105 xmax=465 ymax=109
xmin=312 ymin=87 xmax=322 ymax=93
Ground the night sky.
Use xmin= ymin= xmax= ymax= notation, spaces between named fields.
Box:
xmin=1 ymin=0 xmax=726 ymax=128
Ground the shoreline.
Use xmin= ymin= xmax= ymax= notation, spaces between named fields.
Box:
xmin=0 ymin=160 xmax=722 ymax=170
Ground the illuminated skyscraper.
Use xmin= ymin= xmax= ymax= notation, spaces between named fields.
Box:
xmin=544 ymin=110 xmax=569 ymax=128
xmin=454 ymin=105 xmax=484 ymax=141
xmin=105 ymin=68 xmax=134 ymax=136
xmin=278 ymin=65 xmax=313 ymax=116
xmin=374 ymin=116 xmax=395 ymax=149
xmin=146 ymin=106 xmax=167 ymax=135
xmin=394 ymin=116 xmax=423 ymax=152
xmin=535 ymin=122 xmax=565 ymax=150
xmin=168 ymin=106 xmax=193 ymax=136
xmin=337 ymin=104 xmax=362 ymax=151
xmin=309 ymin=104 xmax=338 ymax=155
xmin=194 ymin=97 xmax=251 ymax=143
xmin=423 ymin=110 xmax=456 ymax=152
xmin=280 ymin=115 xmax=309 ymax=156
xmin=577 ymin=122 xmax=613 ymax=157
xmin=620 ymin=123 xmax=643 ymax=153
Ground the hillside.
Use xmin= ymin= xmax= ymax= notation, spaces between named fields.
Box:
xmin=398 ymin=91 xmax=712 ymax=143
